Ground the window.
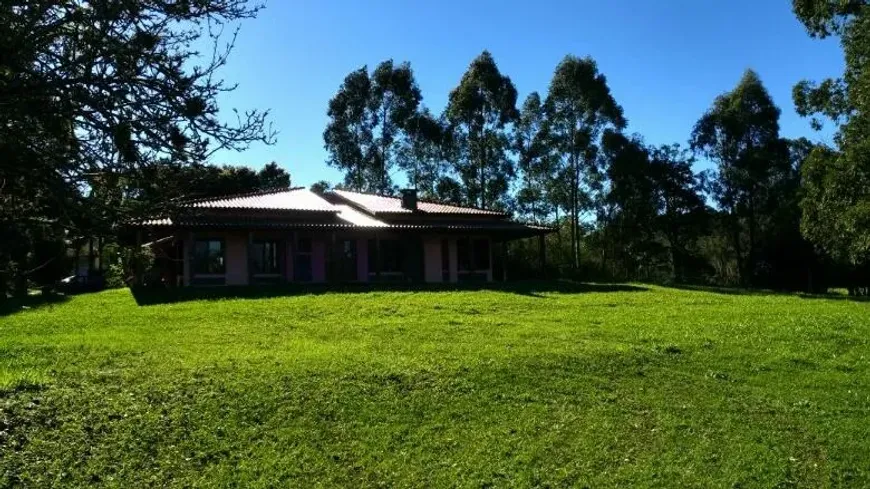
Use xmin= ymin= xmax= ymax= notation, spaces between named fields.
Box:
xmin=251 ymin=240 xmax=280 ymax=275
xmin=457 ymin=238 xmax=471 ymax=272
xmin=331 ymin=239 xmax=357 ymax=282
xmin=379 ymin=240 xmax=403 ymax=273
xmin=457 ymin=237 xmax=490 ymax=278
xmin=294 ymin=237 xmax=313 ymax=282
xmin=193 ymin=239 xmax=225 ymax=275
xmin=473 ymin=238 xmax=490 ymax=270
xmin=367 ymin=239 xmax=405 ymax=276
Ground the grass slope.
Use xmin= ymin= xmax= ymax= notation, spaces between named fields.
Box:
xmin=1 ymin=284 xmax=868 ymax=487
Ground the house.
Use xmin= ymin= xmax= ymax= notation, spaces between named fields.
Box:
xmin=139 ymin=187 xmax=551 ymax=286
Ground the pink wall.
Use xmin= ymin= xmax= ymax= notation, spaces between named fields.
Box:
xmin=225 ymin=233 xmax=249 ymax=285
xmin=423 ymin=236 xmax=442 ymax=283
xmin=312 ymin=237 xmax=326 ymax=283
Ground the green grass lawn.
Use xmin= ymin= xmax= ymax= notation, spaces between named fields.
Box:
xmin=1 ymin=284 xmax=868 ymax=487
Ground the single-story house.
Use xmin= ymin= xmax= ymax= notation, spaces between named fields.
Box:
xmin=138 ymin=187 xmax=552 ymax=286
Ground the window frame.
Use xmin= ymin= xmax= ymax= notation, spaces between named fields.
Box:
xmin=250 ymin=239 xmax=282 ymax=277
xmin=192 ymin=238 xmax=226 ymax=276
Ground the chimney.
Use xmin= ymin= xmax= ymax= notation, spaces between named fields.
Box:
xmin=400 ymin=188 xmax=418 ymax=211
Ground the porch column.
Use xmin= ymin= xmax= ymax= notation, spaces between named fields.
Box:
xmin=539 ymin=233 xmax=546 ymax=275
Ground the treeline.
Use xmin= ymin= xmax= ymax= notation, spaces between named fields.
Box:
xmin=316 ymin=0 xmax=870 ymax=295
xmin=319 ymin=55 xmax=834 ymax=291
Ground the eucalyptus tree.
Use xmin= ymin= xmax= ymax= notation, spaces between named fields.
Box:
xmin=514 ymin=92 xmax=556 ymax=223
xmin=544 ymin=55 xmax=626 ymax=268
xmin=444 ymin=51 xmax=519 ymax=209
xmin=691 ymin=69 xmax=790 ymax=285
xmin=397 ymin=108 xmax=449 ymax=199
xmin=324 ymin=60 xmax=422 ymax=194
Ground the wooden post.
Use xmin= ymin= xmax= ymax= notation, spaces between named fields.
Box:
xmin=538 ymin=233 xmax=546 ymax=276
xmin=501 ymin=240 xmax=508 ymax=282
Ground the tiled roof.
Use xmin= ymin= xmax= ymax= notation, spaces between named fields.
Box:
xmin=332 ymin=190 xmax=507 ymax=216
xmin=140 ymin=216 xmax=550 ymax=233
xmin=185 ymin=187 xmax=336 ymax=212
xmin=334 ymin=205 xmax=390 ymax=227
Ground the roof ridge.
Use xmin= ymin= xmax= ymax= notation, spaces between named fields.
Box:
xmin=180 ymin=186 xmax=305 ymax=206
xmin=334 ymin=189 xmax=506 ymax=215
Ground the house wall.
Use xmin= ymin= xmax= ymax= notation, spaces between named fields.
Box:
xmin=179 ymin=230 xmax=495 ymax=286
xmin=225 ymin=233 xmax=249 ymax=285
xmin=423 ymin=236 xmax=442 ymax=283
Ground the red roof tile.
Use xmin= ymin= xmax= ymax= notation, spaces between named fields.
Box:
xmin=332 ymin=190 xmax=507 ymax=216
xmin=185 ymin=187 xmax=336 ymax=212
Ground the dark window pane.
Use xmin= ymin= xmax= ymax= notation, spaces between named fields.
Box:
xmin=457 ymin=238 xmax=471 ymax=271
xmin=294 ymin=255 xmax=312 ymax=282
xmin=297 ymin=237 xmax=312 ymax=253
xmin=473 ymin=239 xmax=490 ymax=270
xmin=379 ymin=240 xmax=403 ymax=273
xmin=193 ymin=239 xmax=224 ymax=274
xmin=252 ymin=240 xmax=280 ymax=274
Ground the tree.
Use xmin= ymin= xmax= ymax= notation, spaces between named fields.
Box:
xmin=648 ymin=144 xmax=709 ymax=282
xmin=596 ymin=132 xmax=655 ymax=278
xmin=792 ymin=1 xmax=870 ymax=291
xmin=544 ymin=55 xmax=626 ymax=269
xmin=691 ymin=69 xmax=790 ymax=285
xmin=514 ymin=92 xmax=555 ymax=223
xmin=257 ymin=162 xmax=292 ymax=189
xmin=310 ymin=180 xmax=333 ymax=195
xmin=0 ymin=1 xmax=271 ymax=298
xmin=323 ymin=60 xmax=422 ymax=194
xmin=444 ymin=51 xmax=519 ymax=209
xmin=397 ymin=109 xmax=449 ymax=199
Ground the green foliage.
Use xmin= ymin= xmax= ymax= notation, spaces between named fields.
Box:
xmin=2 ymin=287 xmax=869 ymax=486
xmin=514 ymin=92 xmax=556 ymax=222
xmin=445 ymin=51 xmax=519 ymax=209
xmin=691 ymin=70 xmax=792 ymax=285
xmin=0 ymin=1 xmax=271 ymax=297
xmin=792 ymin=1 xmax=870 ymax=280
xmin=544 ymin=55 xmax=626 ymax=268
xmin=324 ymin=60 xmax=423 ymax=193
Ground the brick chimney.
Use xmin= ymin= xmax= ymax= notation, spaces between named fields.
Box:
xmin=400 ymin=188 xmax=418 ymax=211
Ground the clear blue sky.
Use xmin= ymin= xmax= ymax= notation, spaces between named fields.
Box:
xmin=210 ymin=0 xmax=843 ymax=187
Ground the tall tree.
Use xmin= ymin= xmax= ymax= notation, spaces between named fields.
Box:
xmin=598 ymin=132 xmax=658 ymax=278
xmin=792 ymin=1 xmax=870 ymax=290
xmin=0 ymin=1 xmax=271 ymax=298
xmin=544 ymin=55 xmax=626 ymax=269
xmin=514 ymin=92 xmax=555 ymax=223
xmin=691 ymin=69 xmax=790 ymax=285
xmin=323 ymin=60 xmax=422 ymax=194
xmin=648 ymin=144 xmax=708 ymax=282
xmin=397 ymin=109 xmax=448 ymax=198
xmin=444 ymin=51 xmax=519 ymax=209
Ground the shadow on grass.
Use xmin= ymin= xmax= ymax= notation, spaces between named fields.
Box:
xmin=131 ymin=281 xmax=649 ymax=306
xmin=0 ymin=293 xmax=70 ymax=317
xmin=663 ymin=283 xmax=870 ymax=302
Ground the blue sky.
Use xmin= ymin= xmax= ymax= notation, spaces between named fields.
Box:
xmin=210 ymin=0 xmax=843 ymax=187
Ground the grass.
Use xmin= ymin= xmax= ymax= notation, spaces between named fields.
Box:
xmin=0 ymin=283 xmax=868 ymax=487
